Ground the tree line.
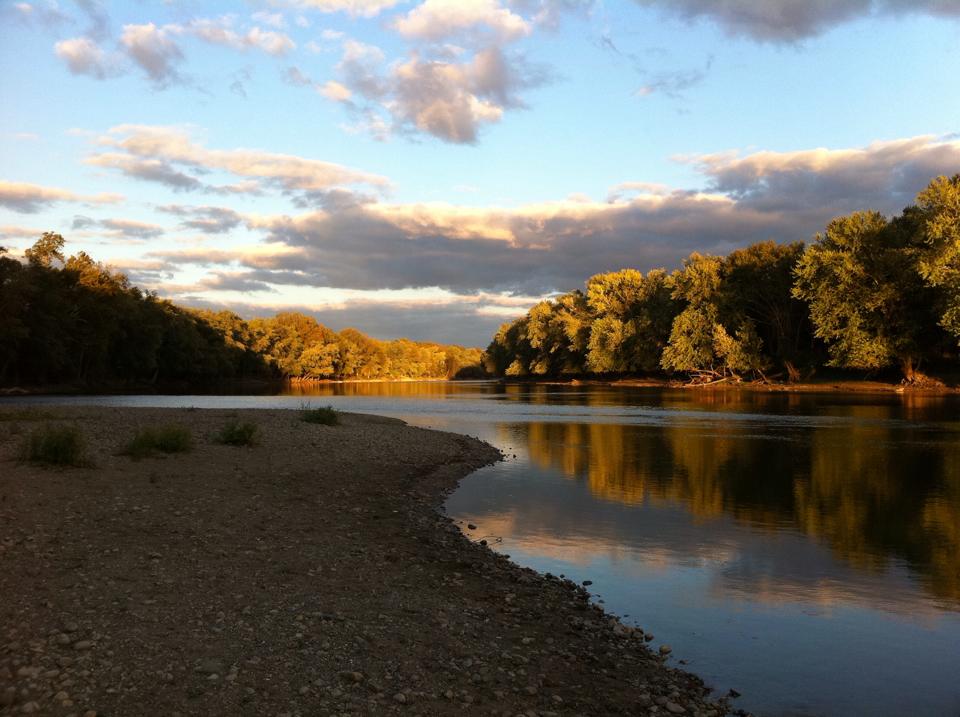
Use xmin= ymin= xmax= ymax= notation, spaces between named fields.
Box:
xmin=484 ymin=175 xmax=960 ymax=384
xmin=0 ymin=233 xmax=483 ymax=388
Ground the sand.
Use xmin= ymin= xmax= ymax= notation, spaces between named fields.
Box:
xmin=0 ymin=406 xmax=732 ymax=716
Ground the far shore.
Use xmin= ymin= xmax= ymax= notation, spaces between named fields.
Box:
xmin=3 ymin=373 xmax=958 ymax=398
xmin=0 ymin=406 xmax=731 ymax=716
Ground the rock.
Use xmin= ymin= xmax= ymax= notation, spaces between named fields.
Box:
xmin=20 ymin=702 xmax=41 ymax=714
xmin=1 ymin=688 xmax=16 ymax=707
xmin=195 ymin=659 xmax=224 ymax=675
xmin=665 ymin=701 xmax=686 ymax=714
xmin=393 ymin=692 xmax=407 ymax=704
xmin=467 ymin=524 xmax=477 ymax=530
xmin=73 ymin=641 xmax=94 ymax=651
xmin=582 ymin=580 xmax=593 ymax=586
xmin=659 ymin=645 xmax=672 ymax=655
xmin=338 ymin=671 xmax=364 ymax=683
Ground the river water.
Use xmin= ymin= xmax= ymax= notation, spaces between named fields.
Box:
xmin=7 ymin=382 xmax=960 ymax=716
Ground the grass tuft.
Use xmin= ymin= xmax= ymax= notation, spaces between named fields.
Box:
xmin=21 ymin=424 xmax=87 ymax=467
xmin=124 ymin=425 xmax=193 ymax=460
xmin=217 ymin=419 xmax=258 ymax=446
xmin=300 ymin=405 xmax=339 ymax=426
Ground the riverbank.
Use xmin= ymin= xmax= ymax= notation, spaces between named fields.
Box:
xmin=0 ymin=407 xmax=731 ymax=716
xmin=502 ymin=376 xmax=959 ymax=394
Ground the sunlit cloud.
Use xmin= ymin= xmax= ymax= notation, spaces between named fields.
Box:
xmin=286 ymin=0 xmax=401 ymax=17
xmin=393 ymin=0 xmax=532 ymax=43
xmin=86 ymin=124 xmax=391 ymax=196
xmin=0 ymin=180 xmax=123 ymax=213
xmin=71 ymin=215 xmax=165 ymax=239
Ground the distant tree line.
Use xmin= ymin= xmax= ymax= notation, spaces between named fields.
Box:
xmin=0 ymin=233 xmax=483 ymax=388
xmin=484 ymin=175 xmax=960 ymax=384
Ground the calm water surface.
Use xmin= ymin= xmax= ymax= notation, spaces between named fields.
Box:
xmin=8 ymin=382 xmax=960 ymax=716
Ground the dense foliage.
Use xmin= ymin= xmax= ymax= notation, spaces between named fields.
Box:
xmin=485 ymin=175 xmax=960 ymax=383
xmin=0 ymin=234 xmax=483 ymax=387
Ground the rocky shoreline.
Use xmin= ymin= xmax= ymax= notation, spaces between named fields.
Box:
xmin=1 ymin=407 xmax=734 ymax=716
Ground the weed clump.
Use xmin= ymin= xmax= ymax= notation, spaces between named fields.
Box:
xmin=300 ymin=405 xmax=339 ymax=426
xmin=124 ymin=425 xmax=193 ymax=460
xmin=21 ymin=424 xmax=87 ymax=466
xmin=217 ymin=419 xmax=258 ymax=446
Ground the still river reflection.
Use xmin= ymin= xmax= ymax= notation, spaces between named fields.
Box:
xmin=11 ymin=382 xmax=960 ymax=716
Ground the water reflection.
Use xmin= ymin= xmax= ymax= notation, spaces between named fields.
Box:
xmin=513 ymin=408 xmax=960 ymax=605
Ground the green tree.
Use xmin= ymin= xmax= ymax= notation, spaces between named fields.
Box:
xmin=914 ymin=175 xmax=960 ymax=341
xmin=793 ymin=210 xmax=945 ymax=381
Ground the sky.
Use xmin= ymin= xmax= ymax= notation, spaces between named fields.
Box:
xmin=1 ymin=0 xmax=959 ymax=346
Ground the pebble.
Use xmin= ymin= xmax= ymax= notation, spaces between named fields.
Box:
xmin=659 ymin=644 xmax=672 ymax=655
xmin=73 ymin=640 xmax=94 ymax=651
xmin=392 ymin=692 xmax=407 ymax=704
xmin=665 ymin=701 xmax=686 ymax=714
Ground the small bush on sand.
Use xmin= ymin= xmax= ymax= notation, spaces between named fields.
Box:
xmin=21 ymin=424 xmax=87 ymax=466
xmin=124 ymin=425 xmax=193 ymax=460
xmin=217 ymin=419 xmax=258 ymax=446
xmin=301 ymin=405 xmax=339 ymax=426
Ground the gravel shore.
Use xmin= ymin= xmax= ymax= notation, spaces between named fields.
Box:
xmin=1 ymin=407 xmax=732 ymax=716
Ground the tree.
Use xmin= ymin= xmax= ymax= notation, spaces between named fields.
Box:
xmin=914 ymin=175 xmax=960 ymax=341
xmin=586 ymin=269 xmax=678 ymax=373
xmin=24 ymin=232 xmax=65 ymax=268
xmin=793 ymin=210 xmax=946 ymax=381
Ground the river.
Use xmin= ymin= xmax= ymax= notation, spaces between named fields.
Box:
xmin=7 ymin=381 xmax=960 ymax=716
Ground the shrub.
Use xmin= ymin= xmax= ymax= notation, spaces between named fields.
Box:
xmin=21 ymin=424 xmax=87 ymax=467
xmin=217 ymin=419 xmax=258 ymax=446
xmin=124 ymin=425 xmax=193 ymax=460
xmin=300 ymin=405 xmax=339 ymax=426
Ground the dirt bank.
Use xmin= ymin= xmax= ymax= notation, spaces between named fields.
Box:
xmin=1 ymin=407 xmax=732 ymax=716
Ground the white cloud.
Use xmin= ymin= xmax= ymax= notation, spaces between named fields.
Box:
xmin=174 ymin=17 xmax=296 ymax=56
xmin=0 ymin=180 xmax=123 ymax=213
xmin=329 ymin=43 xmax=549 ymax=143
xmin=87 ymin=124 xmax=390 ymax=196
xmin=54 ymin=36 xmax=120 ymax=79
xmin=288 ymin=0 xmax=400 ymax=18
xmin=394 ymin=0 xmax=532 ymax=43
xmin=120 ymin=23 xmax=184 ymax=87
xmin=320 ymin=80 xmax=353 ymax=101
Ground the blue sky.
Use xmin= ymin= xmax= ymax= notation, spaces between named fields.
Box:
xmin=1 ymin=0 xmax=959 ymax=345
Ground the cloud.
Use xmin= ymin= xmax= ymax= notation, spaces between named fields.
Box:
xmin=156 ymin=204 xmax=244 ymax=234
xmin=393 ymin=0 xmax=532 ymax=43
xmin=633 ymin=0 xmax=960 ymax=42
xmin=0 ymin=225 xmax=44 ymax=241
xmin=71 ymin=215 xmax=165 ymax=239
xmin=331 ymin=43 xmax=550 ymax=143
xmin=87 ymin=124 xmax=390 ymax=196
xmin=686 ymin=134 xmax=960 ymax=215
xmin=635 ymin=57 xmax=712 ymax=99
xmin=6 ymin=1 xmax=71 ymax=30
xmin=120 ymin=23 xmax=184 ymax=87
xmin=251 ymin=11 xmax=288 ymax=28
xmin=0 ymin=180 xmax=123 ymax=213
xmin=86 ymin=153 xmax=204 ymax=192
xmin=320 ymin=80 xmax=352 ymax=101
xmin=197 ymin=271 xmax=278 ymax=293
xmin=54 ymin=36 xmax=121 ymax=79
xmin=74 ymin=0 xmax=110 ymax=41
xmin=229 ymin=134 xmax=960 ymax=295
xmin=508 ymin=0 xmax=596 ymax=30
xmin=287 ymin=0 xmax=401 ymax=17
xmin=172 ymin=17 xmax=296 ymax=56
